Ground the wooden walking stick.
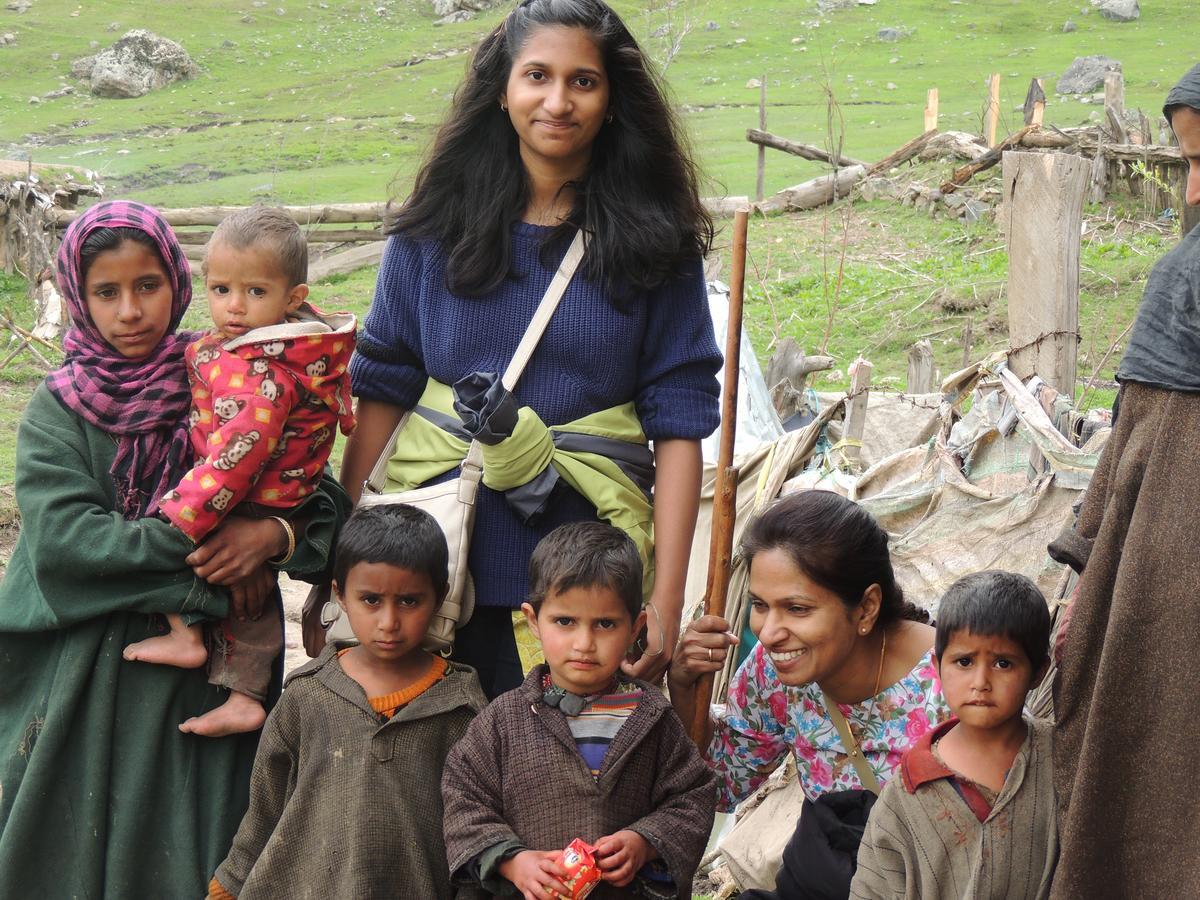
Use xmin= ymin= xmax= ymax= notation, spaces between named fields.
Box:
xmin=688 ymin=208 xmax=748 ymax=747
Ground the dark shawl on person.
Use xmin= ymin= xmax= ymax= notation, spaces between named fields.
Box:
xmin=1051 ymin=64 xmax=1200 ymax=900
xmin=1116 ymin=63 xmax=1200 ymax=391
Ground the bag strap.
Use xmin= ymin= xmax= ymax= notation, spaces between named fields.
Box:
xmin=823 ymin=691 xmax=882 ymax=796
xmin=364 ymin=230 xmax=587 ymax=496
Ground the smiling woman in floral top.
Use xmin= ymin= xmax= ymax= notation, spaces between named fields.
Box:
xmin=669 ymin=490 xmax=950 ymax=809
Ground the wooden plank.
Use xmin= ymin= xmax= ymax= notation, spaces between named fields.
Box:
xmin=940 ymin=125 xmax=1035 ymax=193
xmin=1136 ymin=110 xmax=1152 ymax=146
xmin=1180 ymin=166 xmax=1200 ymax=239
xmin=1105 ymin=105 xmax=1128 ymax=144
xmin=703 ymin=196 xmax=751 ymax=217
xmin=906 ymin=339 xmax=934 ymax=394
xmin=924 ymin=88 xmax=939 ymax=132
xmin=1003 ymin=151 xmax=1089 ymax=395
xmin=1104 ymin=71 xmax=1125 ymax=120
xmin=308 ymin=242 xmax=386 ymax=281
xmin=1023 ymin=78 xmax=1046 ymax=127
xmin=986 ymin=73 xmax=1001 ymax=148
xmin=869 ymin=128 xmax=938 ymax=175
xmin=843 ymin=357 xmax=873 ymax=470
xmin=1089 ymin=142 xmax=1108 ymax=203
xmin=745 ymin=129 xmax=868 ymax=168
xmin=757 ymin=165 xmax=867 ymax=214
xmin=172 ymin=227 xmax=385 ymax=245
xmin=756 ymin=76 xmax=767 ymax=204
xmin=49 ymin=202 xmax=389 ymax=227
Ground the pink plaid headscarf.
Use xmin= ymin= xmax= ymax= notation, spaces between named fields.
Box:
xmin=46 ymin=201 xmax=197 ymax=519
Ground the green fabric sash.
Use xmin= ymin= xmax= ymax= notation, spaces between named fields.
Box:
xmin=384 ymin=379 xmax=656 ymax=597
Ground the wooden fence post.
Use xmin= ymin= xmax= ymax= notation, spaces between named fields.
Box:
xmin=924 ymin=88 xmax=939 ymax=133
xmin=986 ymin=74 xmax=1001 ymax=148
xmin=1180 ymin=167 xmax=1200 ymax=239
xmin=756 ymin=76 xmax=767 ymax=204
xmin=1023 ymin=78 xmax=1046 ymax=127
xmin=0 ymin=208 xmax=9 ymax=274
xmin=1104 ymin=71 xmax=1125 ymax=120
xmin=906 ymin=339 xmax=934 ymax=394
xmin=1003 ymin=151 xmax=1089 ymax=396
xmin=843 ymin=357 xmax=873 ymax=470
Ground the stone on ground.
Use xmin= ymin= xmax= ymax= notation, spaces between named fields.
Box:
xmin=72 ymin=29 xmax=199 ymax=99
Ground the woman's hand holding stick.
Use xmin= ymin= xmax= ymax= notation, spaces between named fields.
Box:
xmin=685 ymin=208 xmax=748 ymax=748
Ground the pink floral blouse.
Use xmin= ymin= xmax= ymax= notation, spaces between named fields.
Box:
xmin=708 ymin=643 xmax=950 ymax=810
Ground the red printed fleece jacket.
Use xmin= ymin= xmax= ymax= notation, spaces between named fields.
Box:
xmin=159 ymin=303 xmax=356 ymax=542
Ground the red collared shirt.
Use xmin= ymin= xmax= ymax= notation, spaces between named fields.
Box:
xmin=900 ymin=718 xmax=997 ymax=823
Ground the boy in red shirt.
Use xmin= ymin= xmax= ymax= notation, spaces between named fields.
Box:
xmin=125 ymin=205 xmax=355 ymax=736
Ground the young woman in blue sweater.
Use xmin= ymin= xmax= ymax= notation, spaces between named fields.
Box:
xmin=325 ymin=0 xmax=721 ymax=697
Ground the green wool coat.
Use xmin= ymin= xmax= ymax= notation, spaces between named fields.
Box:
xmin=0 ymin=383 xmax=348 ymax=900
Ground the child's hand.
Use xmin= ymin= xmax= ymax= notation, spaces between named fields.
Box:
xmin=498 ymin=849 xmax=571 ymax=900
xmin=594 ymin=830 xmax=657 ymax=887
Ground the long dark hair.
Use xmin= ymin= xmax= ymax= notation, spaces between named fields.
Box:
xmin=389 ymin=0 xmax=713 ymax=298
xmin=741 ymin=491 xmax=930 ymax=626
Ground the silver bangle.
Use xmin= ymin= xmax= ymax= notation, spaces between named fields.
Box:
xmin=643 ymin=602 xmax=665 ymax=657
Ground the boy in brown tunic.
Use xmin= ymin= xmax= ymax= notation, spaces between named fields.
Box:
xmin=442 ymin=523 xmax=717 ymax=899
xmin=851 ymin=571 xmax=1057 ymax=900
xmin=207 ymin=505 xmax=487 ymax=899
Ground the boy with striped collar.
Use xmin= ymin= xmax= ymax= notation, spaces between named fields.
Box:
xmin=442 ymin=522 xmax=716 ymax=899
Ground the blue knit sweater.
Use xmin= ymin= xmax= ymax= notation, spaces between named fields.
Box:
xmin=350 ymin=223 xmax=722 ymax=607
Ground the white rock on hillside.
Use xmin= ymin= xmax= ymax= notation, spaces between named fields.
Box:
xmin=1056 ymin=55 xmax=1121 ymax=94
xmin=431 ymin=0 xmax=493 ymax=15
xmin=1093 ymin=0 xmax=1139 ymax=21
xmin=72 ymin=29 xmax=199 ymax=99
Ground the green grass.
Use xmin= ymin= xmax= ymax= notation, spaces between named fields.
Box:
xmin=0 ymin=0 xmax=1188 ymax=494
xmin=2 ymin=0 xmax=1195 ymax=203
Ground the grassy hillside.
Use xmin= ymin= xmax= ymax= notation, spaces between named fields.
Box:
xmin=1 ymin=0 xmax=1194 ymax=205
xmin=0 ymin=0 xmax=1189 ymax=492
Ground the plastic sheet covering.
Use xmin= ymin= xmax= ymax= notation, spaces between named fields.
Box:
xmin=701 ymin=281 xmax=784 ymax=464
xmin=678 ymin=353 xmax=1106 ymax=704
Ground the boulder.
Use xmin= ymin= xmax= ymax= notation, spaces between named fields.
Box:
xmin=434 ymin=9 xmax=474 ymax=24
xmin=81 ymin=30 xmax=199 ymax=99
xmin=1093 ymin=0 xmax=1139 ymax=21
xmin=963 ymin=200 xmax=992 ymax=223
xmin=432 ymin=0 xmax=491 ymax=14
xmin=70 ymin=53 xmax=96 ymax=79
xmin=919 ymin=130 xmax=988 ymax=161
xmin=857 ymin=176 xmax=904 ymax=202
xmin=1056 ymin=55 xmax=1121 ymax=94
xmin=1063 ymin=19 xmax=1077 ymax=32
xmin=877 ymin=26 xmax=912 ymax=41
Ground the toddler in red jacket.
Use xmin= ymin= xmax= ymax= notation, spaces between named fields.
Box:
xmin=124 ymin=205 xmax=355 ymax=736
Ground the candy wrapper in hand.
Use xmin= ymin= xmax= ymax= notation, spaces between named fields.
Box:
xmin=552 ymin=838 xmax=602 ymax=899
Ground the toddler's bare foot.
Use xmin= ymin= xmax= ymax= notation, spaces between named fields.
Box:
xmin=179 ymin=691 xmax=267 ymax=737
xmin=123 ymin=628 xmax=207 ymax=669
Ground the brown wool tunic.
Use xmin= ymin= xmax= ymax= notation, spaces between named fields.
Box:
xmin=441 ymin=666 xmax=718 ymax=899
xmin=851 ymin=717 xmax=1057 ymax=900
xmin=212 ymin=644 xmax=488 ymax=899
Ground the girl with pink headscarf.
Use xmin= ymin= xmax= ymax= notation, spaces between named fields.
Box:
xmin=0 ymin=201 xmax=347 ymax=898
